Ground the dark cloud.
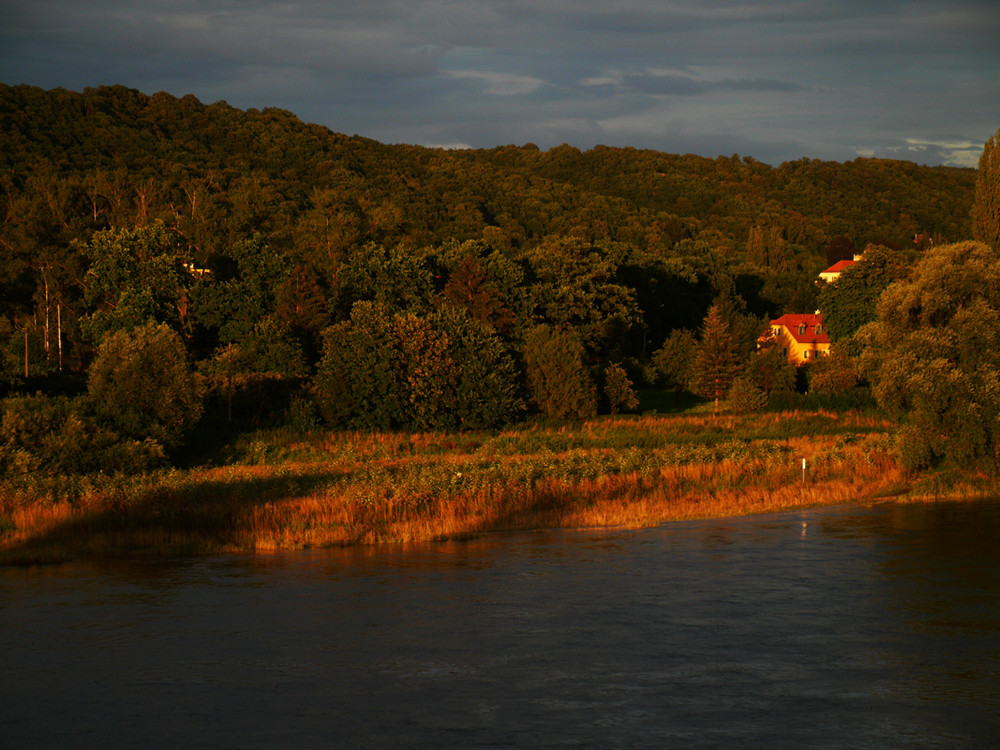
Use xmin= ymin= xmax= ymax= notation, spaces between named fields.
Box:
xmin=1 ymin=0 xmax=997 ymax=166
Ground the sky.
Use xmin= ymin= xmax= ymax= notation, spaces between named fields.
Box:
xmin=2 ymin=0 xmax=998 ymax=167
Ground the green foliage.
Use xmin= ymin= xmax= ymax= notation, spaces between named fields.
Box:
xmin=971 ymin=128 xmax=1000 ymax=251
xmin=526 ymin=237 xmax=640 ymax=354
xmin=0 ymin=394 xmax=165 ymax=476
xmin=430 ymin=306 xmax=525 ymax=429
xmin=315 ymin=302 xmax=403 ymax=429
xmin=240 ymin=317 xmax=309 ymax=378
xmin=817 ymin=243 xmax=915 ymax=347
xmin=711 ymin=286 xmax=765 ymax=363
xmin=691 ymin=302 xmax=740 ymax=412
xmin=394 ymin=312 xmax=458 ymax=430
xmin=859 ymin=241 xmax=1000 ymax=472
xmin=87 ymin=321 xmax=204 ymax=448
xmin=436 ymin=239 xmax=529 ymax=333
xmin=807 ymin=347 xmax=858 ymax=394
xmin=79 ymin=222 xmax=187 ymax=342
xmin=193 ymin=235 xmax=290 ymax=344
xmin=745 ymin=339 xmax=797 ymax=395
xmin=894 ymin=424 xmax=937 ymax=472
xmin=0 ymin=318 xmax=25 ymax=388
xmin=522 ymin=324 xmax=597 ymax=421
xmin=0 ymin=84 xmax=984 ymax=470
xmin=604 ymin=362 xmax=640 ymax=414
xmin=314 ymin=302 xmax=522 ymax=430
xmin=650 ymin=328 xmax=697 ymax=390
xmin=727 ymin=376 xmax=768 ymax=413
xmin=334 ymin=242 xmax=436 ymax=317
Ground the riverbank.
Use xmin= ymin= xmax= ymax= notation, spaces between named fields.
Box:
xmin=0 ymin=409 xmax=990 ymax=565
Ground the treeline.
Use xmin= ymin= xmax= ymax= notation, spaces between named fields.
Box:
xmin=0 ymin=84 xmax=990 ymax=475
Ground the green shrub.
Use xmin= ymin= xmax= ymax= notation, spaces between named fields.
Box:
xmin=315 ymin=302 xmax=522 ymax=430
xmin=604 ymin=362 xmax=639 ymax=414
xmin=895 ymin=424 xmax=937 ymax=472
xmin=0 ymin=394 xmax=166 ymax=477
xmin=87 ymin=321 xmax=203 ymax=448
xmin=727 ymin=376 xmax=767 ymax=413
xmin=522 ymin=324 xmax=597 ymax=421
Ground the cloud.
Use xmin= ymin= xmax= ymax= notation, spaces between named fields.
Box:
xmin=0 ymin=0 xmax=996 ymax=166
xmin=445 ymin=71 xmax=547 ymax=97
xmin=903 ymin=138 xmax=985 ymax=168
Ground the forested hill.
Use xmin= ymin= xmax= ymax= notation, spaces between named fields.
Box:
xmin=0 ymin=83 xmax=977 ymax=383
xmin=2 ymin=84 xmax=974 ymax=256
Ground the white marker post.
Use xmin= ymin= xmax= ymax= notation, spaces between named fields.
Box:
xmin=802 ymin=458 xmax=806 ymax=483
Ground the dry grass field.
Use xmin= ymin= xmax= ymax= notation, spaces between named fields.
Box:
xmin=1 ymin=409 xmax=988 ymax=565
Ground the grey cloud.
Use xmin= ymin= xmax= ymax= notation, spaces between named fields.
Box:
xmin=0 ymin=0 xmax=996 ymax=166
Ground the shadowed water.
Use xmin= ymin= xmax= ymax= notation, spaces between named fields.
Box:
xmin=2 ymin=499 xmax=999 ymax=748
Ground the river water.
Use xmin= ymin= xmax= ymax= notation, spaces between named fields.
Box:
xmin=2 ymin=499 xmax=999 ymax=749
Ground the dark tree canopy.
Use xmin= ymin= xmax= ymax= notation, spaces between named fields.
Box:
xmin=972 ymin=129 xmax=1000 ymax=251
xmin=817 ymin=243 xmax=917 ymax=347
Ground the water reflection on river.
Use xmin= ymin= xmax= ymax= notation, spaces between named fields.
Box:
xmin=2 ymin=499 xmax=999 ymax=749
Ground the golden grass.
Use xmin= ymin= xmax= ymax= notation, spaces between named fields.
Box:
xmin=0 ymin=409 xmax=978 ymax=564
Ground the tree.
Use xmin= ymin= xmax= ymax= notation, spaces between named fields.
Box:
xmin=807 ymin=346 xmax=858 ymax=394
xmin=333 ymin=242 xmax=436 ymax=318
xmin=604 ymin=362 xmax=639 ymax=414
xmin=314 ymin=301 xmax=403 ymax=429
xmin=972 ymin=128 xmax=1000 ymax=251
xmin=193 ymin=234 xmax=289 ymax=345
xmin=858 ymin=241 xmax=1000 ymax=472
xmin=314 ymin=302 xmax=523 ymax=430
xmin=522 ymin=324 xmax=597 ymax=421
xmin=393 ymin=312 xmax=458 ymax=430
xmin=430 ymin=306 xmax=524 ymax=429
xmin=817 ymin=244 xmax=915 ymax=348
xmin=650 ymin=328 xmax=697 ymax=406
xmin=690 ymin=302 xmax=739 ymax=415
xmin=727 ymin=376 xmax=767 ymax=413
xmin=745 ymin=333 xmax=797 ymax=396
xmin=526 ymin=237 xmax=639 ymax=355
xmin=87 ymin=321 xmax=203 ymax=448
xmin=79 ymin=222 xmax=187 ymax=343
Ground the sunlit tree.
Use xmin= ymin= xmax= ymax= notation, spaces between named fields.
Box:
xmin=972 ymin=128 xmax=1000 ymax=250
xmin=858 ymin=241 xmax=1000 ymax=472
xmin=690 ymin=302 xmax=739 ymax=415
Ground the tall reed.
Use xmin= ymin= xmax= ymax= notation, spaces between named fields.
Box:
xmin=0 ymin=410 xmax=953 ymax=564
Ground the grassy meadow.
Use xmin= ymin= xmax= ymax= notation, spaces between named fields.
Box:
xmin=0 ymin=404 xmax=991 ymax=565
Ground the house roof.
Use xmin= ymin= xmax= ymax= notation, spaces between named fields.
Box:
xmin=820 ymin=259 xmax=855 ymax=276
xmin=770 ymin=313 xmax=830 ymax=345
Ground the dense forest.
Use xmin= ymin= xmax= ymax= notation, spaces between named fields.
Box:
xmin=1 ymin=83 xmax=993 ymax=475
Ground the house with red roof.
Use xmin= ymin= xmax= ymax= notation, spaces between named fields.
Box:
xmin=767 ymin=313 xmax=830 ymax=365
xmin=818 ymin=253 xmax=863 ymax=283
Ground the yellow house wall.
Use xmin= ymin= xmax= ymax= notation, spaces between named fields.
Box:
xmin=773 ymin=327 xmax=831 ymax=365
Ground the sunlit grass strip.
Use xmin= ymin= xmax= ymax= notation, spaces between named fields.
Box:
xmin=0 ymin=410 xmax=955 ymax=564
xmin=2 ymin=416 xmax=903 ymax=561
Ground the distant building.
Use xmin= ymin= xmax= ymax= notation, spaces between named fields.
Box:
xmin=767 ymin=313 xmax=830 ymax=365
xmin=818 ymin=253 xmax=863 ymax=284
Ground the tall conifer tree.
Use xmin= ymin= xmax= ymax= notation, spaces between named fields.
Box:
xmin=691 ymin=302 xmax=739 ymax=415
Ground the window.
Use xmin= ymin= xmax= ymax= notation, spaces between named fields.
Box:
xmin=804 ymin=350 xmax=810 ymax=359
xmin=815 ymin=324 xmax=822 ymax=335
xmin=798 ymin=323 xmax=807 ymax=335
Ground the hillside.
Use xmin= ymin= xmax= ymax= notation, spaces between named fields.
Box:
xmin=0 ymin=83 xmax=977 ymax=386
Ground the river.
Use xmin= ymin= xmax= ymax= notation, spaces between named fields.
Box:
xmin=2 ymin=498 xmax=999 ymax=749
